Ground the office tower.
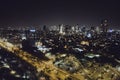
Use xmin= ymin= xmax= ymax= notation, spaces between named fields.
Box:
xmin=101 ymin=19 xmax=108 ymax=33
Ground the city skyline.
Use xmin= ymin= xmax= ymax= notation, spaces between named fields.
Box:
xmin=0 ymin=0 xmax=120 ymax=29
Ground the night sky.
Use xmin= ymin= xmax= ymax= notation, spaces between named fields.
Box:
xmin=0 ymin=0 xmax=120 ymax=28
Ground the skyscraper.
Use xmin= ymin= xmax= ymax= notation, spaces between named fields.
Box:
xmin=101 ymin=19 xmax=108 ymax=33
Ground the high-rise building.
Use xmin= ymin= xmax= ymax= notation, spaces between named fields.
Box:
xmin=95 ymin=26 xmax=101 ymax=34
xmin=101 ymin=19 xmax=108 ymax=33
xmin=75 ymin=24 xmax=79 ymax=33
xmin=59 ymin=24 xmax=64 ymax=34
